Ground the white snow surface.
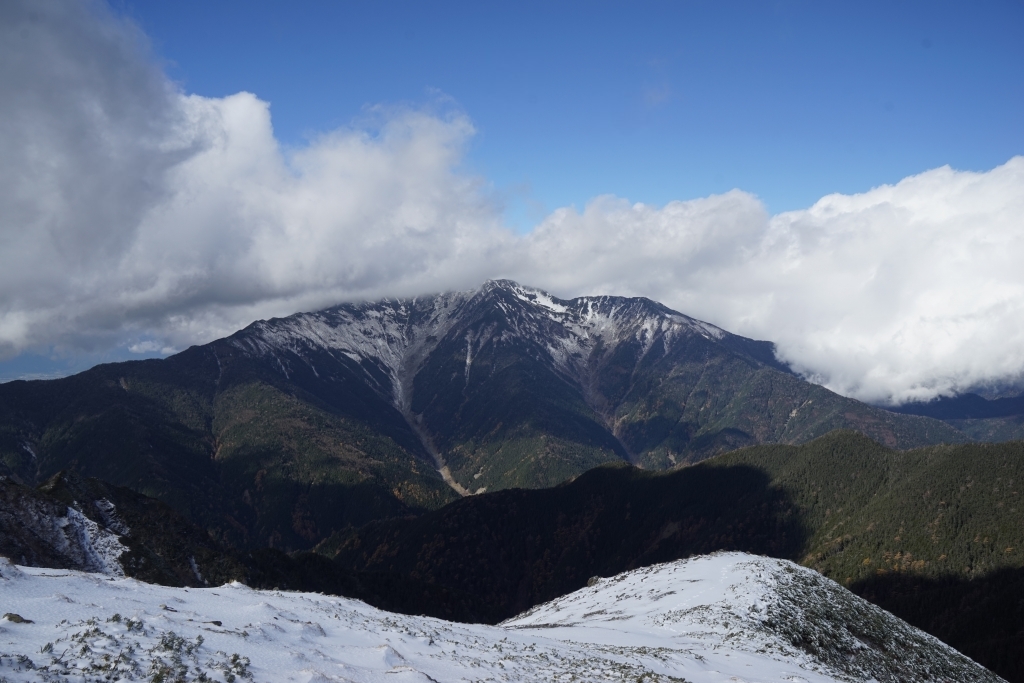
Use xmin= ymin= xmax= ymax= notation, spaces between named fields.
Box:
xmin=0 ymin=552 xmax=999 ymax=682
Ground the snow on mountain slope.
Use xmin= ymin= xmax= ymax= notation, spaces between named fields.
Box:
xmin=229 ymin=289 xmax=474 ymax=410
xmin=0 ymin=552 xmax=1000 ymax=682
xmin=229 ymin=280 xmax=736 ymax=410
xmin=500 ymin=280 xmax=729 ymax=379
xmin=222 ymin=280 xmax=756 ymax=486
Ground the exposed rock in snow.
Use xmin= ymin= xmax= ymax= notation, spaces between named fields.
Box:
xmin=0 ymin=552 xmax=1001 ymax=682
xmin=92 ymin=498 xmax=129 ymax=536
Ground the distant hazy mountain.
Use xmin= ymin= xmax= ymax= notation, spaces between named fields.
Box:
xmin=0 ymin=280 xmax=967 ymax=550
xmin=886 ymin=391 xmax=1024 ymax=441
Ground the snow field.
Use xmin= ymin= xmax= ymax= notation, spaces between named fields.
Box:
xmin=0 ymin=552 xmax=1000 ymax=682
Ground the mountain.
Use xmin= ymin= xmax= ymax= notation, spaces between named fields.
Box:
xmin=0 ymin=552 xmax=1003 ymax=682
xmin=324 ymin=431 xmax=1024 ymax=681
xmin=0 ymin=280 xmax=968 ymax=550
xmin=887 ymin=391 xmax=1024 ymax=441
xmin=232 ymin=279 xmax=967 ymax=488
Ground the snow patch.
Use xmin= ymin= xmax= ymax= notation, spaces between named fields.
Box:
xmin=189 ymin=556 xmax=205 ymax=585
xmin=509 ymin=282 xmax=570 ymax=314
xmin=60 ymin=507 xmax=126 ymax=577
xmin=19 ymin=442 xmax=36 ymax=460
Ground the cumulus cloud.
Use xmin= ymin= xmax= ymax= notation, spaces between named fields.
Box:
xmin=513 ymin=160 xmax=1024 ymax=404
xmin=0 ymin=0 xmax=511 ymax=356
xmin=2 ymin=0 xmax=1023 ymax=404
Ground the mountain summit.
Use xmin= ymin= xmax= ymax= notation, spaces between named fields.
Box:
xmin=0 ymin=281 xmax=964 ymax=550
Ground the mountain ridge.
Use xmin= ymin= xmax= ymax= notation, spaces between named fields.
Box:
xmin=228 ymin=280 xmax=790 ymax=467
xmin=886 ymin=390 xmax=1024 ymax=442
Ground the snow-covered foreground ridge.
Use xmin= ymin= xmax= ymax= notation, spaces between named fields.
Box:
xmin=0 ymin=552 xmax=999 ymax=683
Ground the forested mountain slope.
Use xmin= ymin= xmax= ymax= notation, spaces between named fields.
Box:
xmin=0 ymin=341 xmax=456 ymax=551
xmin=325 ymin=432 xmax=1024 ymax=681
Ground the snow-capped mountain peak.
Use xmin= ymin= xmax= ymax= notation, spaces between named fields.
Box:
xmin=228 ymin=280 xmax=739 ymax=411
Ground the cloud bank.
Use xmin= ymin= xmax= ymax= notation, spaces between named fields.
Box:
xmin=2 ymin=0 xmax=1023 ymax=404
xmin=519 ymin=163 xmax=1024 ymax=403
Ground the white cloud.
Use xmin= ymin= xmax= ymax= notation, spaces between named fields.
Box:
xmin=127 ymin=341 xmax=175 ymax=355
xmin=512 ymin=160 xmax=1024 ymax=404
xmin=2 ymin=0 xmax=1023 ymax=404
xmin=0 ymin=0 xmax=511 ymax=357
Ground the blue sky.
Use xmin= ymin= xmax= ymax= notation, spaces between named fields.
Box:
xmin=122 ymin=0 xmax=1023 ymax=223
xmin=1 ymin=0 xmax=1023 ymax=401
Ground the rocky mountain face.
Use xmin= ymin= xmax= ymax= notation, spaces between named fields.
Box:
xmin=0 ymin=280 xmax=968 ymax=550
